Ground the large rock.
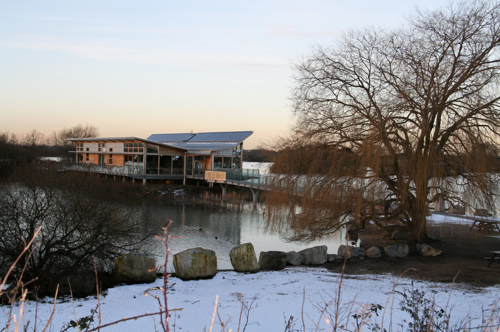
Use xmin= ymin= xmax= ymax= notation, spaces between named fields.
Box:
xmin=229 ymin=243 xmax=259 ymax=272
xmin=299 ymin=246 xmax=328 ymax=265
xmin=286 ymin=251 xmax=303 ymax=266
xmin=173 ymin=247 xmax=217 ymax=280
xmin=327 ymin=254 xmax=343 ymax=263
xmin=416 ymin=243 xmax=442 ymax=257
xmin=384 ymin=243 xmax=409 ymax=258
xmin=365 ymin=247 xmax=382 ymax=259
xmin=337 ymin=245 xmax=365 ymax=259
xmin=259 ymin=251 xmax=287 ymax=270
xmin=114 ymin=254 xmax=156 ymax=284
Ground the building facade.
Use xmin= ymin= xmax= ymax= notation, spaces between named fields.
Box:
xmin=67 ymin=131 xmax=252 ymax=181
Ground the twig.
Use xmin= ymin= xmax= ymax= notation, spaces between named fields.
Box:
xmin=93 ymin=259 xmax=102 ymax=331
xmin=41 ymin=284 xmax=59 ymax=332
xmin=208 ymin=295 xmax=219 ymax=332
xmin=86 ymin=309 xmax=183 ymax=332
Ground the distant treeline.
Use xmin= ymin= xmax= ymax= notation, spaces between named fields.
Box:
xmin=0 ymin=124 xmax=98 ymax=180
xmin=243 ymin=149 xmax=277 ymax=162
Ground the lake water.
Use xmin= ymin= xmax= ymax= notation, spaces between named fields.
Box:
xmin=141 ymin=200 xmax=348 ymax=272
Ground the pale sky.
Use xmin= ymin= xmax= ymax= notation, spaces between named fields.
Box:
xmin=0 ymin=0 xmax=452 ymax=148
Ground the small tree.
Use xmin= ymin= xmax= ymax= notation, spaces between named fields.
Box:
xmin=265 ymin=0 xmax=500 ymax=242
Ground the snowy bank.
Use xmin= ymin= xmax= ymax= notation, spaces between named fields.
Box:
xmin=3 ymin=267 xmax=499 ymax=331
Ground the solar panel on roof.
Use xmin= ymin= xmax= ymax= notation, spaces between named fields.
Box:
xmin=147 ymin=133 xmax=194 ymax=142
xmin=188 ymin=131 xmax=253 ymax=142
xmin=148 ymin=131 xmax=253 ymax=143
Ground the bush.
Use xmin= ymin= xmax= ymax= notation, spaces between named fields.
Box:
xmin=0 ymin=165 xmax=159 ymax=295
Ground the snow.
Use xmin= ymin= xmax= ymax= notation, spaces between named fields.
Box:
xmin=4 ymin=269 xmax=499 ymax=331
xmin=2 ymin=214 xmax=500 ymax=331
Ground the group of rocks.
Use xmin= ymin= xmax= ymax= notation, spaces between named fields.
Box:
xmin=145 ymin=240 xmax=440 ymax=281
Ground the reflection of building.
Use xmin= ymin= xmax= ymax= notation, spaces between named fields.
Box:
xmin=67 ymin=131 xmax=253 ymax=183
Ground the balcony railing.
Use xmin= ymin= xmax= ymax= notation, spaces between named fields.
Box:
xmin=63 ymin=162 xmax=144 ymax=176
xmin=212 ymin=168 xmax=273 ymax=188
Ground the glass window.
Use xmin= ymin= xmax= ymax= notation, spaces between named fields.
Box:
xmin=172 ymin=155 xmax=184 ymax=174
xmin=108 ymin=154 xmax=113 ymax=165
xmin=146 ymin=155 xmax=158 ymax=174
xmin=214 ymin=157 xmax=223 ymax=169
xmin=160 ymin=155 xmax=172 ymax=174
xmin=186 ymin=156 xmax=193 ymax=175
xmin=232 ymin=156 xmax=241 ymax=169
xmin=223 ymin=157 xmax=231 ymax=168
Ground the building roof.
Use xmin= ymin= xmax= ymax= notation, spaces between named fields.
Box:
xmin=65 ymin=137 xmax=188 ymax=151
xmin=147 ymin=131 xmax=253 ymax=143
xmin=147 ymin=133 xmax=195 ymax=142
xmin=67 ymin=131 xmax=253 ymax=153
xmin=147 ymin=131 xmax=253 ymax=152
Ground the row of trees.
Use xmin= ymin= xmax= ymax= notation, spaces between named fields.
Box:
xmin=264 ymin=0 xmax=500 ymax=242
xmin=0 ymin=124 xmax=98 ymax=148
xmin=0 ymin=124 xmax=98 ymax=179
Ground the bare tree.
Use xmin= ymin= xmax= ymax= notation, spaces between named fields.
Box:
xmin=265 ymin=0 xmax=500 ymax=242
xmin=0 ymin=165 xmax=159 ymax=294
xmin=50 ymin=123 xmax=99 ymax=146
xmin=22 ymin=129 xmax=46 ymax=147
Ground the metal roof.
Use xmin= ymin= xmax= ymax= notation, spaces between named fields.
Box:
xmin=147 ymin=133 xmax=195 ymax=142
xmin=169 ymin=142 xmax=240 ymax=151
xmin=67 ymin=131 xmax=253 ymax=153
xmin=188 ymin=131 xmax=253 ymax=142
xmin=147 ymin=131 xmax=253 ymax=143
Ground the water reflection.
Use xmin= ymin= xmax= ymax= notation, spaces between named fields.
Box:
xmin=139 ymin=200 xmax=346 ymax=271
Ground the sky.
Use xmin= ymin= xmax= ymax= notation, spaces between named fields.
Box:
xmin=0 ymin=0 xmax=453 ymax=148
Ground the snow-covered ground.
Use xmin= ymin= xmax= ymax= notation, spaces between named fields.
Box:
xmin=3 ymin=268 xmax=499 ymax=331
xmin=2 ymin=214 xmax=500 ymax=331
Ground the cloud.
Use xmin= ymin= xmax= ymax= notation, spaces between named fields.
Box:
xmin=0 ymin=36 xmax=288 ymax=72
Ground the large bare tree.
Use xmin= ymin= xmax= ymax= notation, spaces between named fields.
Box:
xmin=265 ymin=1 xmax=500 ymax=242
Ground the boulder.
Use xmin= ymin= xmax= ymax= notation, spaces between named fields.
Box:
xmin=416 ymin=243 xmax=442 ymax=257
xmin=337 ymin=245 xmax=365 ymax=259
xmin=286 ymin=251 xmax=303 ymax=266
xmin=327 ymin=254 xmax=343 ymax=263
xmin=384 ymin=243 xmax=409 ymax=258
xmin=365 ymin=247 xmax=382 ymax=259
xmin=299 ymin=245 xmax=328 ymax=265
xmin=114 ymin=254 xmax=156 ymax=284
xmin=229 ymin=243 xmax=259 ymax=272
xmin=259 ymin=251 xmax=287 ymax=270
xmin=173 ymin=247 xmax=217 ymax=280
xmin=391 ymin=230 xmax=412 ymax=241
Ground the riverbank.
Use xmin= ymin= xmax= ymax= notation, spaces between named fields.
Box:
xmin=330 ymin=214 xmax=500 ymax=287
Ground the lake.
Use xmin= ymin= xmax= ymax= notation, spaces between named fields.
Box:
xmin=141 ymin=200 xmax=348 ymax=271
